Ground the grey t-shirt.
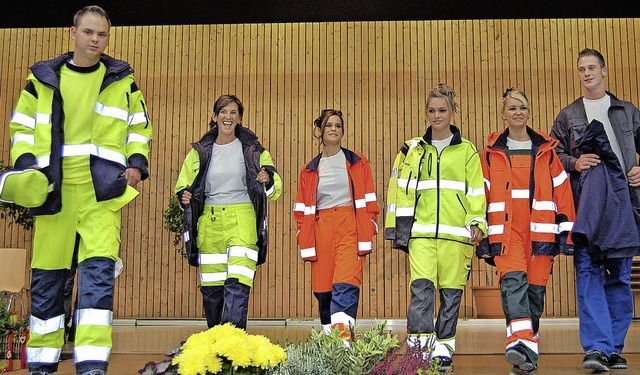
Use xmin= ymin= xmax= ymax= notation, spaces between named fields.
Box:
xmin=317 ymin=150 xmax=352 ymax=210
xmin=205 ymin=138 xmax=251 ymax=205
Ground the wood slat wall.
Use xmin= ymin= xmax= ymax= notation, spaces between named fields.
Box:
xmin=1 ymin=18 xmax=639 ymax=319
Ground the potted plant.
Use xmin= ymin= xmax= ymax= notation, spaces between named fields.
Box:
xmin=0 ymin=300 xmax=29 ymax=372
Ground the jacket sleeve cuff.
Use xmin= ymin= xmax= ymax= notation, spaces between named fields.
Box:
xmin=14 ymin=153 xmax=36 ymax=170
xmin=128 ymin=153 xmax=149 ymax=180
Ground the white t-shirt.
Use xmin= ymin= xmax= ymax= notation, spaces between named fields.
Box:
xmin=431 ymin=135 xmax=453 ymax=155
xmin=317 ymin=150 xmax=352 ymax=210
xmin=507 ymin=137 xmax=532 ymax=151
xmin=584 ymin=95 xmax=626 ymax=172
xmin=205 ymin=138 xmax=251 ymax=205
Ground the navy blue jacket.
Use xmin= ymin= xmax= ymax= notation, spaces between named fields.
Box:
xmin=571 ymin=120 xmax=640 ymax=260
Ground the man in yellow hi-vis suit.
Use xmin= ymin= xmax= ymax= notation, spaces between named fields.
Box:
xmin=7 ymin=5 xmax=152 ymax=375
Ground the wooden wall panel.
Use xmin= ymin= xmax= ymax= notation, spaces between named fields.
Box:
xmin=1 ymin=18 xmax=639 ymax=319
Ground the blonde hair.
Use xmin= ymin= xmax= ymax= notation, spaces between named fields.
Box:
xmin=426 ymin=83 xmax=459 ymax=113
xmin=501 ymin=87 xmax=530 ymax=111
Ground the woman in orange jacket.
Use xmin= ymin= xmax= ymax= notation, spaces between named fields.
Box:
xmin=477 ymin=88 xmax=576 ymax=372
xmin=293 ymin=109 xmax=380 ymax=342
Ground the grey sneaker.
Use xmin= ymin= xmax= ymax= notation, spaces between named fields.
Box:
xmin=28 ymin=372 xmax=53 ymax=375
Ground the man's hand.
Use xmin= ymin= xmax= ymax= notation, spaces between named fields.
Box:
xmin=124 ymin=168 xmax=142 ymax=187
xmin=575 ymin=154 xmax=600 ymax=172
xmin=628 ymin=166 xmax=640 ymax=187
xmin=470 ymin=225 xmax=483 ymax=243
xmin=181 ymin=188 xmax=192 ymax=205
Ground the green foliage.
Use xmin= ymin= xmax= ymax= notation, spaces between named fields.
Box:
xmin=0 ymin=299 xmax=29 ymax=337
xmin=0 ymin=160 xmax=34 ymax=231
xmin=268 ymin=321 xmax=399 ymax=375
xmin=163 ymin=194 xmax=184 ymax=252
xmin=266 ymin=340 xmax=332 ymax=375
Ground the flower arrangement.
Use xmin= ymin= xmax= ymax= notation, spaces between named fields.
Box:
xmin=139 ymin=323 xmax=286 ymax=375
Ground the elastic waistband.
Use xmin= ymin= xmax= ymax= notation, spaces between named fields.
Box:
xmin=317 ymin=205 xmax=353 ymax=214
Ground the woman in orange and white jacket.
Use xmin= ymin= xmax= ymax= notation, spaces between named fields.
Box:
xmin=477 ymin=88 xmax=575 ymax=372
xmin=293 ymin=109 xmax=379 ymax=341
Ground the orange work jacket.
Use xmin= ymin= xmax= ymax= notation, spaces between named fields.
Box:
xmin=293 ymin=148 xmax=380 ymax=261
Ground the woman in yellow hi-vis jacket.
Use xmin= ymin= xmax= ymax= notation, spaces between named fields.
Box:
xmin=385 ymin=84 xmax=487 ymax=372
xmin=175 ymin=94 xmax=281 ymax=329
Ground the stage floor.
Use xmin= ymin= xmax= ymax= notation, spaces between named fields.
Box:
xmin=12 ymin=318 xmax=640 ymax=374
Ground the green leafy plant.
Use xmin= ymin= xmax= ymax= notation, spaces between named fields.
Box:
xmin=0 ymin=160 xmax=35 ymax=231
xmin=163 ymin=194 xmax=185 ymax=254
xmin=268 ymin=321 xmax=400 ymax=375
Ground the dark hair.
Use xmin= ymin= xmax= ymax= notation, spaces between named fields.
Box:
xmin=426 ymin=83 xmax=459 ymax=113
xmin=210 ymin=94 xmax=244 ymax=128
xmin=73 ymin=5 xmax=111 ymax=28
xmin=578 ymin=48 xmax=606 ymax=68
xmin=313 ymin=109 xmax=344 ymax=141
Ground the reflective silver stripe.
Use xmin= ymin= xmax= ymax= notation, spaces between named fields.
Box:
xmin=372 ymin=218 xmax=379 ymax=234
xmin=126 ymin=133 xmax=150 ymax=144
xmin=199 ymin=253 xmax=228 ymax=265
xmin=390 ymin=168 xmax=398 ymax=178
xmin=300 ymin=247 xmax=316 ymax=258
xmin=365 ymin=192 xmax=377 ymax=202
xmin=265 ymin=184 xmax=275 ymax=196
xmin=358 ymin=241 xmax=372 ymax=251
xmin=558 ymin=221 xmax=574 ymax=232
xmin=439 ymin=180 xmax=466 ymax=191
xmin=412 ymin=223 xmax=470 ymax=238
xmin=61 ymin=144 xmax=127 ymax=166
xmin=293 ymin=202 xmax=305 ymax=212
xmin=30 ymin=314 xmax=65 ymax=335
xmin=511 ymin=189 xmax=529 ymax=199
xmin=11 ymin=133 xmax=35 ymax=146
xmin=553 ymin=170 xmax=568 ymax=187
xmin=36 ymin=112 xmax=51 ymax=124
xmin=95 ymin=102 xmax=128 ymax=121
xmin=322 ymin=324 xmax=332 ymax=335
xmin=76 ymin=308 xmax=113 ymax=326
xmin=228 ymin=264 xmax=255 ymax=279
xmin=483 ymin=178 xmax=491 ymax=191
xmin=128 ymin=111 xmax=148 ymax=126
xmin=11 ymin=112 xmax=35 ymax=129
xmin=467 ymin=186 xmax=485 ymax=197
xmin=434 ymin=337 xmax=456 ymax=354
xmin=354 ymin=198 xmax=366 ymax=208
xmin=386 ymin=203 xmax=396 ymax=213
xmin=417 ymin=180 xmax=437 ymax=190
xmin=27 ymin=347 xmax=61 ymax=363
xmin=305 ymin=205 xmax=316 ymax=215
xmin=396 ymin=207 xmax=415 ymax=217
xmin=37 ymin=155 xmax=50 ymax=168
xmin=488 ymin=224 xmax=505 ymax=235
xmin=330 ymin=311 xmax=355 ymax=326
xmin=507 ymin=319 xmax=532 ymax=337
xmin=397 ymin=178 xmax=417 ymax=190
xmin=487 ymin=202 xmax=505 ymax=213
xmin=228 ymin=246 xmax=259 ymax=262
xmin=530 ymin=222 xmax=558 ymax=234
xmin=506 ymin=338 xmax=539 ymax=354
xmin=75 ymin=345 xmax=111 ymax=362
xmin=200 ymin=272 xmax=227 ymax=283
xmin=531 ymin=199 xmax=557 ymax=212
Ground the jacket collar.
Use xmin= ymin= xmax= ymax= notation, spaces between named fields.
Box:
xmin=29 ymin=52 xmax=131 ymax=91
xmin=306 ymin=147 xmax=361 ymax=171
xmin=195 ymin=124 xmax=259 ymax=150
xmin=487 ymin=126 xmax=558 ymax=153
xmin=422 ymin=125 xmax=463 ymax=146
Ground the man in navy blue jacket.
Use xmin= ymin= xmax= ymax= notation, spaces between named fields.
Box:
xmin=551 ymin=48 xmax=640 ymax=372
